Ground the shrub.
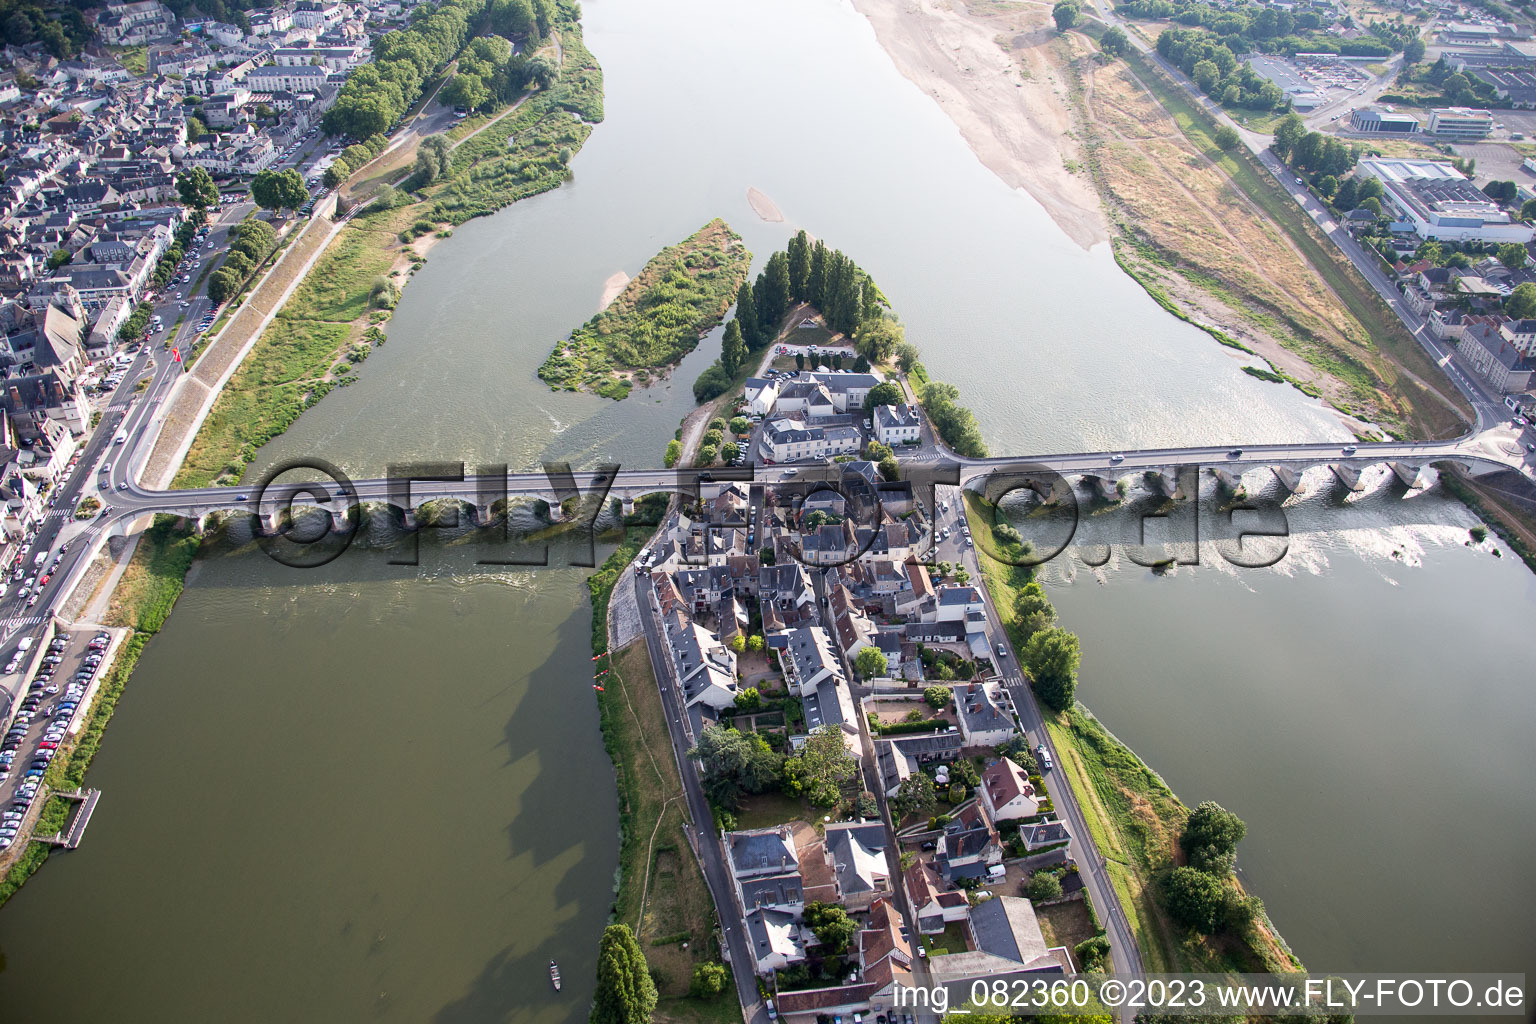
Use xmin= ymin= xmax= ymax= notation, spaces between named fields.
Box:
xmin=1027 ymin=870 xmax=1063 ymax=902
xmin=923 ymin=685 xmax=950 ymax=709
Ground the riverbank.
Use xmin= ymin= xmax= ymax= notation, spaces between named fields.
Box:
xmin=964 ymin=492 xmax=1299 ymax=976
xmin=850 ymin=0 xmax=1107 ymax=249
xmin=587 ymin=528 xmax=736 ymax=1024
xmin=539 ymin=219 xmax=752 ymax=400
xmin=0 ymin=517 xmax=200 ymax=906
xmin=168 ymin=7 xmax=603 ymax=487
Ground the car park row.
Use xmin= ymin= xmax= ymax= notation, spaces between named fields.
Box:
xmin=0 ymin=631 xmax=113 ymax=851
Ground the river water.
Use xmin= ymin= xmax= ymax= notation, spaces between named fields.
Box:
xmin=0 ymin=0 xmax=1531 ymax=1019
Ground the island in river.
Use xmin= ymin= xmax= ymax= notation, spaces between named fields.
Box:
xmin=537 ymin=218 xmax=752 ymax=400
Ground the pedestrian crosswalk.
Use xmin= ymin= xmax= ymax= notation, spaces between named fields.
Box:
xmin=2 ymin=616 xmax=47 ymax=630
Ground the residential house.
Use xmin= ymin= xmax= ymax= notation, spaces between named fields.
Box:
xmin=955 ymin=683 xmax=1015 ymax=748
xmin=821 ymin=821 xmax=891 ymax=912
xmin=904 ymin=859 xmax=972 ymax=935
xmin=873 ymin=403 xmax=921 ymax=446
xmin=926 ymin=896 xmax=1072 ymax=982
xmin=935 ymin=801 xmax=1002 ymax=883
xmin=660 ymin=606 xmax=739 ymax=711
xmin=979 ymin=757 xmax=1040 ymax=822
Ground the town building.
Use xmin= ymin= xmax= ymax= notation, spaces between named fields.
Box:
xmin=872 ymin=403 xmax=921 ymax=446
xmin=1428 ymin=106 xmax=1496 ymax=140
xmin=1356 ymin=159 xmax=1535 ymax=243
xmin=1349 ymin=108 xmax=1420 ymax=134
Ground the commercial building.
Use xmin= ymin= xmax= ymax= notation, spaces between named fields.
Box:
xmin=1350 ymin=108 xmax=1421 ymax=134
xmin=1428 ymin=106 xmax=1496 ymax=140
xmin=1355 ymin=159 xmax=1534 ymax=244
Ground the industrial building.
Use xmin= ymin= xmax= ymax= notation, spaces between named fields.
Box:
xmin=1350 ymin=108 xmax=1421 ymax=134
xmin=1356 ymin=158 xmax=1535 ymax=244
xmin=1428 ymin=106 xmax=1496 ymax=139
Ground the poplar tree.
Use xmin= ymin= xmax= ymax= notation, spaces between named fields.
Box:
xmin=787 ymin=229 xmax=811 ymax=300
xmin=757 ymin=252 xmax=791 ymax=341
xmin=590 ymin=925 xmax=658 ymax=1024
xmin=806 ymin=240 xmax=828 ymax=309
xmin=721 ymin=319 xmax=746 ymax=377
xmin=734 ymin=280 xmax=760 ymax=349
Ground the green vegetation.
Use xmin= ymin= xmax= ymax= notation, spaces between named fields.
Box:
xmin=1122 ymin=47 xmax=1472 ymax=437
xmin=590 ymin=923 xmax=658 ymax=1024
xmin=919 ymin=379 xmax=988 ymax=458
xmin=1 ymin=517 xmax=200 ymax=908
xmin=540 ymin=219 xmax=750 ymax=399
xmin=207 ymin=217 xmax=278 ymax=306
xmin=250 ymin=168 xmax=308 ymax=214
xmin=0 ymin=0 xmax=91 ymax=58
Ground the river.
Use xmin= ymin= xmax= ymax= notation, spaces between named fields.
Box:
xmin=0 ymin=0 xmax=1531 ymax=1019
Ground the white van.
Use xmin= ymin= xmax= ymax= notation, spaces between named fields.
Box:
xmin=114 ymin=430 xmax=128 ymax=444
xmin=17 ymin=637 xmax=33 ymax=652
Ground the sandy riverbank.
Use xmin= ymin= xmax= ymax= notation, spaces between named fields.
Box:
xmin=600 ymin=270 xmax=630 ymax=309
xmin=852 ymin=0 xmax=1107 ymax=249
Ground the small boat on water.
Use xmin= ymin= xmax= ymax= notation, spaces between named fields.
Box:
xmin=549 ymin=960 xmax=561 ymax=991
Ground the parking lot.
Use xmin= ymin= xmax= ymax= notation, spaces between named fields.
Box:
xmin=0 ymin=629 xmax=119 ymax=855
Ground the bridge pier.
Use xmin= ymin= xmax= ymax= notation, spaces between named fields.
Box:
xmin=1271 ymin=466 xmax=1305 ymax=495
xmin=1330 ymin=464 xmax=1367 ymax=492
xmin=1208 ymin=467 xmax=1243 ymax=493
xmin=1388 ymin=461 xmax=1429 ymax=489
xmin=1143 ymin=470 xmax=1180 ymax=500
xmin=1079 ymin=475 xmax=1119 ymax=503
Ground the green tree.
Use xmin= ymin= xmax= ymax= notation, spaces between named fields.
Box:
xmin=721 ymin=441 xmax=740 ymax=462
xmin=1192 ymin=59 xmax=1220 ymax=93
xmin=855 ymin=645 xmax=888 ymax=678
xmin=251 ymin=168 xmax=307 ymax=213
xmin=1403 ymin=37 xmax=1425 ymax=65
xmin=781 ymin=726 xmax=858 ymax=806
xmin=1335 ymin=176 xmax=1359 ymax=211
xmin=693 ymin=361 xmax=733 ymax=402
xmin=1013 ymin=581 xmax=1057 ymax=640
xmin=720 ymin=318 xmax=746 ymax=377
xmin=46 ymin=248 xmax=71 ymax=270
xmin=1316 ymin=174 xmax=1339 ymax=200
xmin=1271 ymin=113 xmax=1306 ymax=161
xmin=1506 ymin=281 xmax=1536 ymax=319
xmin=748 ymin=634 xmax=765 ymax=653
xmin=444 ymin=71 xmax=490 ymax=111
xmin=1497 ymin=242 xmax=1528 ymax=270
xmin=1164 ymin=866 xmax=1225 ymax=933
xmin=786 ymin=229 xmax=811 ymax=300
xmin=323 ymin=159 xmax=352 ymax=189
xmin=733 ymin=683 xmax=759 ymax=707
xmin=734 ymin=280 xmax=761 ymax=350
xmin=690 ymin=724 xmax=782 ymax=810
xmin=1100 ymin=26 xmax=1130 ymax=57
xmin=1213 ymin=124 xmax=1240 ymax=151
xmin=1182 ymin=800 xmax=1248 ymax=874
xmin=689 ymin=962 xmax=727 ymax=998
xmin=1052 ymin=0 xmax=1080 ymax=30
xmin=853 ymin=316 xmax=904 ymax=364
xmin=806 ymin=240 xmax=828 ymax=308
xmin=729 ymin=416 xmax=750 ymax=434
xmin=756 ymin=252 xmax=791 ymax=340
xmin=892 ymin=771 xmax=937 ymax=819
xmin=176 ymin=167 xmax=219 ymax=212
xmin=729 ymin=635 xmax=748 ymax=656
xmin=1023 ymin=626 xmax=1081 ymax=712
xmin=207 ymin=267 xmax=242 ymax=304
xmin=804 ymin=902 xmax=858 ymax=953
xmin=1521 ymin=199 xmax=1536 ymax=223
xmin=1027 ymin=870 xmax=1063 ymax=901
xmin=590 ymin=924 xmax=658 ymax=1024
xmin=923 ymin=685 xmax=950 ymax=709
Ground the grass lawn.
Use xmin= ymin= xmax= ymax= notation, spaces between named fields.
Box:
xmin=733 ymin=791 xmax=811 ymax=831
xmin=924 ymin=920 xmax=971 ymax=956
xmin=1037 ymin=898 xmax=1099 ymax=954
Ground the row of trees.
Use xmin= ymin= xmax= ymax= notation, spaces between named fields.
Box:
xmin=151 ymin=218 xmax=200 ymax=291
xmin=1132 ymin=0 xmax=1394 ymax=58
xmin=1156 ymin=29 xmax=1289 ymax=112
xmin=323 ymin=0 xmax=489 ymax=140
xmin=207 ymin=218 xmax=278 ymax=305
xmin=1271 ymin=114 xmax=1362 ymax=179
xmin=918 ymin=381 xmax=988 ymax=459
xmin=1013 ymin=581 xmax=1082 ymax=712
xmin=690 ymin=723 xmax=857 ymax=811
xmin=324 ymin=132 xmax=393 ymax=189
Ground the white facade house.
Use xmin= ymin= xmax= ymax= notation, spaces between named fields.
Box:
xmin=759 ymin=418 xmax=861 ymax=463
xmin=873 ymin=403 xmax=921 ymax=446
